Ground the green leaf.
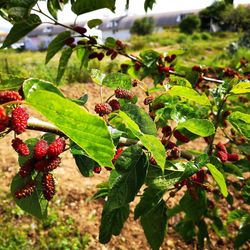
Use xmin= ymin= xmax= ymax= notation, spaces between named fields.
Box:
xmin=230 ymin=82 xmax=250 ymax=95
xmin=105 ymin=37 xmax=116 ymax=48
xmin=56 ymin=47 xmax=73 ymax=84
xmin=176 ymin=220 xmax=195 ymax=242
xmin=234 ymin=223 xmax=250 ymax=249
xmin=180 ymin=188 xmax=207 ymax=221
xmin=134 ymin=186 xmax=165 ymax=220
xmin=11 ymin=174 xmax=48 ymax=220
xmin=107 ymin=146 xmax=148 ymax=209
xmin=77 ymin=46 xmax=90 ymax=69
xmin=242 ymin=180 xmax=250 ymax=204
xmin=45 ymin=31 xmax=71 ymax=64
xmin=110 ymin=111 xmax=166 ymax=171
xmin=139 ymin=50 xmax=160 ymax=67
xmin=73 ymin=154 xmax=95 ymax=177
xmin=87 ymin=18 xmax=102 ymax=28
xmin=90 ymin=69 xmax=106 ymax=85
xmin=144 ymin=0 xmax=156 ymax=11
xmin=1 ymin=14 xmax=41 ymax=49
xmin=0 ymin=74 xmax=25 ymax=90
xmin=72 ymin=0 xmax=115 ymax=15
xmin=141 ymin=200 xmax=167 ymax=250
xmin=27 ymin=90 xmax=115 ymax=168
xmin=169 ymin=75 xmax=192 ymax=88
xmin=121 ymin=103 xmax=157 ymax=136
xmin=168 ymin=86 xmax=211 ymax=106
xmin=227 ymin=209 xmax=249 ymax=224
xmin=177 ymin=119 xmax=215 ymax=137
xmin=206 ymin=163 xmax=228 ymax=197
xmin=102 ymin=73 xmax=132 ymax=90
xmin=228 ymin=112 xmax=250 ymax=139
xmin=99 ymin=204 xmax=129 ymax=244
xmin=23 ymin=78 xmax=64 ymax=99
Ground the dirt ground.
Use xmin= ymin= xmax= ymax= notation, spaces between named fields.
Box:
xmin=0 ymin=83 xmax=249 ymax=250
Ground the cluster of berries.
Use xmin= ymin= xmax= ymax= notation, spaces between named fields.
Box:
xmin=94 ymin=88 xmax=134 ymax=116
xmin=93 ymin=148 xmax=123 ymax=174
xmin=14 ymin=137 xmax=66 ymax=201
xmin=216 ymin=142 xmax=239 ymax=163
xmin=0 ymin=91 xmax=28 ymax=134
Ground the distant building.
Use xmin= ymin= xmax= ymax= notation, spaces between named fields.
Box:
xmin=99 ymin=10 xmax=200 ymax=40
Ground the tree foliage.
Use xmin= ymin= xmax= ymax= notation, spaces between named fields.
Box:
xmin=179 ymin=15 xmax=201 ymax=34
xmin=130 ymin=16 xmax=155 ymax=36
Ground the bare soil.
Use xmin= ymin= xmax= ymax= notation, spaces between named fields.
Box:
xmin=0 ymin=83 xmax=249 ymax=250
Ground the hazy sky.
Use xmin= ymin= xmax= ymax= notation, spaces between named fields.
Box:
xmin=1 ymin=0 xmax=250 ymax=31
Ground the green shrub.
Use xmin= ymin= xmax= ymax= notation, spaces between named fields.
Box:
xmin=130 ymin=16 xmax=155 ymax=36
xmin=179 ymin=15 xmax=201 ymax=34
xmin=201 ymin=32 xmax=212 ymax=40
xmin=176 ymin=34 xmax=187 ymax=43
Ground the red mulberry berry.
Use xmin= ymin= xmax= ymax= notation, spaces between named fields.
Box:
xmin=73 ymin=26 xmax=87 ymax=35
xmin=149 ymin=156 xmax=157 ymax=165
xmin=192 ymin=65 xmax=202 ymax=72
xmin=12 ymin=138 xmax=30 ymax=156
xmin=115 ymin=88 xmax=134 ymax=100
xmin=134 ymin=61 xmax=141 ymax=71
xmin=11 ymin=106 xmax=29 ymax=134
xmin=35 ymin=157 xmax=61 ymax=172
xmin=88 ymin=52 xmax=99 ymax=59
xmin=217 ymin=151 xmax=228 ymax=162
xmin=0 ymin=107 xmax=9 ymax=132
xmin=173 ymin=130 xmax=190 ymax=143
xmin=108 ymin=99 xmax=120 ymax=111
xmin=94 ymin=103 xmax=112 ymax=116
xmin=132 ymin=79 xmax=139 ymax=87
xmin=165 ymin=54 xmax=176 ymax=63
xmin=42 ymin=173 xmax=56 ymax=201
xmin=47 ymin=138 xmax=66 ymax=158
xmin=93 ymin=166 xmax=102 ymax=174
xmin=19 ymin=159 xmax=34 ymax=177
xmin=97 ymin=52 xmax=105 ymax=61
xmin=34 ymin=140 xmax=49 ymax=159
xmin=227 ymin=153 xmax=239 ymax=162
xmin=144 ymin=96 xmax=154 ymax=105
xmin=191 ymin=169 xmax=206 ymax=184
xmin=15 ymin=181 xmax=36 ymax=199
xmin=0 ymin=91 xmax=22 ymax=104
xmin=105 ymin=166 xmax=112 ymax=171
xmin=112 ymin=148 xmax=123 ymax=163
xmin=111 ymin=51 xmax=118 ymax=60
xmin=116 ymin=39 xmax=123 ymax=48
xmin=65 ymin=37 xmax=75 ymax=46
xmin=216 ymin=142 xmax=227 ymax=153
xmin=162 ymin=125 xmax=172 ymax=137
xmin=106 ymin=48 xmax=114 ymax=56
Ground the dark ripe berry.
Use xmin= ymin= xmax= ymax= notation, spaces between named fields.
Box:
xmin=73 ymin=26 xmax=87 ymax=35
xmin=12 ymin=138 xmax=30 ymax=156
xmin=15 ymin=181 xmax=36 ymax=199
xmin=42 ymin=173 xmax=56 ymax=201
xmin=144 ymin=96 xmax=154 ymax=105
xmin=169 ymin=191 xmax=176 ymax=197
xmin=173 ymin=130 xmax=190 ymax=143
xmin=166 ymin=141 xmax=176 ymax=150
xmin=97 ymin=52 xmax=105 ymax=61
xmin=162 ymin=125 xmax=172 ymax=137
xmin=11 ymin=106 xmax=29 ymax=134
xmin=112 ymin=148 xmax=123 ymax=163
xmin=0 ymin=107 xmax=9 ymax=132
xmin=106 ymin=48 xmax=114 ymax=56
xmin=94 ymin=103 xmax=112 ymax=116
xmin=191 ymin=169 xmax=206 ymax=184
xmin=163 ymin=66 xmax=170 ymax=74
xmin=152 ymin=103 xmax=164 ymax=110
xmin=222 ymin=110 xmax=231 ymax=118
xmin=224 ymin=67 xmax=237 ymax=78
xmin=204 ymin=136 xmax=212 ymax=144
xmin=217 ymin=151 xmax=228 ymax=162
xmin=77 ymin=39 xmax=86 ymax=45
xmin=0 ymin=91 xmax=22 ymax=104
xmin=192 ymin=65 xmax=202 ymax=72
xmin=70 ymin=43 xmax=76 ymax=49
xmin=93 ymin=166 xmax=102 ymax=174
xmin=34 ymin=140 xmax=49 ymax=159
xmin=19 ymin=159 xmax=34 ymax=177
xmin=111 ymin=51 xmax=118 ymax=60
xmin=170 ymin=146 xmax=181 ymax=159
xmin=216 ymin=142 xmax=227 ymax=153
xmin=105 ymin=166 xmax=112 ymax=171
xmin=149 ymin=156 xmax=157 ymax=165
xmin=108 ymin=99 xmax=120 ymax=111
xmin=114 ymin=88 xmax=134 ymax=100
xmin=165 ymin=54 xmax=176 ymax=63
xmin=157 ymin=65 xmax=164 ymax=74
xmin=35 ymin=157 xmax=61 ymax=172
xmin=88 ymin=52 xmax=98 ymax=59
xmin=134 ymin=61 xmax=141 ymax=71
xmin=116 ymin=39 xmax=123 ymax=48
xmin=132 ymin=79 xmax=139 ymax=87
xmin=227 ymin=153 xmax=239 ymax=162
xmin=65 ymin=37 xmax=75 ymax=46
xmin=47 ymin=137 xmax=66 ymax=158
xmin=87 ymin=37 xmax=97 ymax=45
